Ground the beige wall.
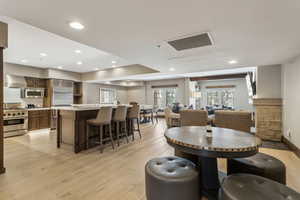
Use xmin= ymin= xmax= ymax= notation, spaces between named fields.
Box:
xmin=4 ymin=63 xmax=46 ymax=78
xmin=282 ymin=57 xmax=300 ymax=148
xmin=82 ymin=82 xmax=128 ymax=104
xmin=44 ymin=69 xmax=81 ymax=81
xmin=256 ymin=65 xmax=282 ymax=98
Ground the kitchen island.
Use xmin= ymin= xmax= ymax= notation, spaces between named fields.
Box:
xmin=55 ymin=105 xmax=133 ymax=153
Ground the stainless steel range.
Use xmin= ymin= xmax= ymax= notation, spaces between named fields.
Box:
xmin=3 ymin=103 xmax=28 ymax=138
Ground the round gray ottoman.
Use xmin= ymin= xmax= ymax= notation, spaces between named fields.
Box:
xmin=219 ymin=174 xmax=300 ymax=200
xmin=227 ymin=152 xmax=286 ymax=184
xmin=145 ymin=156 xmax=199 ymax=200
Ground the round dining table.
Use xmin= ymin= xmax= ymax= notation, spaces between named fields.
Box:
xmin=164 ymin=126 xmax=262 ymax=200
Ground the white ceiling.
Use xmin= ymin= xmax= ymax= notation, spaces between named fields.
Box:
xmin=0 ymin=16 xmax=132 ymax=73
xmin=1 ymin=0 xmax=300 ymax=76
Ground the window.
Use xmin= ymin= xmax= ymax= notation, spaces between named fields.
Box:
xmin=220 ymin=90 xmax=234 ymax=107
xmin=207 ymin=91 xmax=219 ymax=106
xmin=166 ymin=88 xmax=177 ymax=107
xmin=207 ymin=88 xmax=235 ymax=108
xmin=100 ymin=88 xmax=116 ymax=104
xmin=153 ymin=87 xmax=177 ymax=109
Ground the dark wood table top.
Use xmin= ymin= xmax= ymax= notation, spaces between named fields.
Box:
xmin=165 ymin=126 xmax=262 ymax=158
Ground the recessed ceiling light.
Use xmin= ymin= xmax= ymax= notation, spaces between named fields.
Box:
xmin=105 ymin=81 xmax=111 ymax=84
xmin=69 ymin=22 xmax=85 ymax=30
xmin=169 ymin=67 xmax=175 ymax=71
xmin=112 ymin=61 xmax=117 ymax=64
xmin=112 ymin=65 xmax=116 ymax=68
xmin=94 ymin=68 xmax=99 ymax=70
xmin=75 ymin=50 xmax=82 ymax=54
xmin=77 ymin=61 xmax=83 ymax=65
xmin=228 ymin=60 xmax=238 ymax=64
xmin=57 ymin=66 xmax=63 ymax=69
xmin=21 ymin=59 xmax=28 ymax=63
xmin=40 ymin=53 xmax=47 ymax=57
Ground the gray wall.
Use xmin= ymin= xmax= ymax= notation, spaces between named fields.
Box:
xmin=82 ymin=82 xmax=128 ymax=104
xmin=282 ymin=57 xmax=300 ymax=148
xmin=256 ymin=65 xmax=282 ymax=98
xmin=4 ymin=63 xmax=81 ymax=81
xmin=197 ymin=78 xmax=253 ymax=111
xmin=126 ymin=78 xmax=189 ymax=106
xmin=145 ymin=78 xmax=188 ymax=106
xmin=127 ymin=86 xmax=147 ymax=104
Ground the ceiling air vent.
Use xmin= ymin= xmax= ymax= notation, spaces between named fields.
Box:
xmin=167 ymin=32 xmax=213 ymax=51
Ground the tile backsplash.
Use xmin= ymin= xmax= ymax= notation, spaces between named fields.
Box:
xmin=21 ymin=98 xmax=44 ymax=108
xmin=4 ymin=87 xmax=44 ymax=107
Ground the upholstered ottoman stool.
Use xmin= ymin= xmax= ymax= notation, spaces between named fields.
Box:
xmin=145 ymin=156 xmax=199 ymax=200
xmin=227 ymin=152 xmax=286 ymax=184
xmin=219 ymin=174 xmax=300 ymax=200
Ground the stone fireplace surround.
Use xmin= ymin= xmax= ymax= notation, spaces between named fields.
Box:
xmin=253 ymin=98 xmax=282 ymax=142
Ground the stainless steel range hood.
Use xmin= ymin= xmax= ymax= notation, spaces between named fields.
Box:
xmin=5 ymin=74 xmax=27 ymax=88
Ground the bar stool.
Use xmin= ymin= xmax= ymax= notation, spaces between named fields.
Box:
xmin=127 ymin=104 xmax=141 ymax=141
xmin=86 ymin=106 xmax=114 ymax=153
xmin=113 ymin=105 xmax=129 ymax=146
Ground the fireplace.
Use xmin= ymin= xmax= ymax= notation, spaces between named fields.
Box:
xmin=253 ymin=98 xmax=282 ymax=141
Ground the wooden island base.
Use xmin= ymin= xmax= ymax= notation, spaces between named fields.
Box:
xmin=57 ymin=109 xmax=99 ymax=153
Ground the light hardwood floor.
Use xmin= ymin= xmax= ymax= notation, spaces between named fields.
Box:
xmin=1 ymin=119 xmax=299 ymax=200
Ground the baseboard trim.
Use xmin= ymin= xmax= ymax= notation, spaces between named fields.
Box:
xmin=282 ymin=137 xmax=300 ymax=158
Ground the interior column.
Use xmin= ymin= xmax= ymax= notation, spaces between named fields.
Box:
xmin=0 ymin=47 xmax=4 ymax=174
xmin=0 ymin=21 xmax=8 ymax=174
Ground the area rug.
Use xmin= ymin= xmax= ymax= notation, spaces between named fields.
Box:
xmin=261 ymin=141 xmax=290 ymax=151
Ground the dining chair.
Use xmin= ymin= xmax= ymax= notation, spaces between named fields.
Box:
xmin=113 ymin=105 xmax=128 ymax=146
xmin=214 ymin=110 xmax=252 ymax=132
xmin=164 ymin=107 xmax=180 ymax=128
xmin=142 ymin=106 xmax=158 ymax=124
xmin=86 ymin=106 xmax=114 ymax=153
xmin=179 ymin=109 xmax=208 ymax=126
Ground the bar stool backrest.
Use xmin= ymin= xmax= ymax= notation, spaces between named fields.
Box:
xmin=96 ymin=106 xmax=113 ymax=124
xmin=114 ymin=106 xmax=128 ymax=121
xmin=128 ymin=104 xmax=140 ymax=119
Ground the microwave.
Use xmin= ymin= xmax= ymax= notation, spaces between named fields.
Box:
xmin=21 ymin=88 xmax=45 ymax=98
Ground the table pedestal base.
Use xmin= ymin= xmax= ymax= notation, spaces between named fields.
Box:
xmin=200 ymin=157 xmax=226 ymax=200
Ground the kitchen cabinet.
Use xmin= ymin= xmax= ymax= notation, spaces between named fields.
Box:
xmin=39 ymin=110 xmax=50 ymax=129
xmin=25 ymin=77 xmax=47 ymax=88
xmin=73 ymin=82 xmax=83 ymax=104
xmin=28 ymin=110 xmax=50 ymax=131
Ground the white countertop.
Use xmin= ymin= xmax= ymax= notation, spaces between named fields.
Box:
xmin=27 ymin=107 xmax=52 ymax=111
xmin=52 ymin=104 xmax=128 ymax=111
xmin=52 ymin=104 xmax=153 ymax=111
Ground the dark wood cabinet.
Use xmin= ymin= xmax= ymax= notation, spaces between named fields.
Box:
xmin=28 ymin=110 xmax=50 ymax=131
xmin=25 ymin=77 xmax=47 ymax=88
xmin=73 ymin=82 xmax=83 ymax=104
xmin=39 ymin=110 xmax=50 ymax=129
